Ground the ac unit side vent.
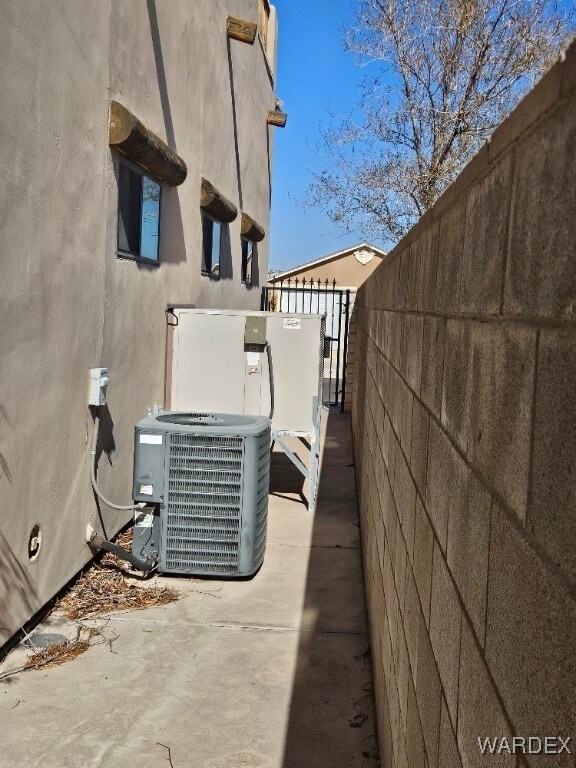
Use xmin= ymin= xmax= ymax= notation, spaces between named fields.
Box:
xmin=169 ymin=469 xmax=242 ymax=483
xmin=257 ymin=460 xmax=270 ymax=485
xmin=167 ymin=523 xmax=240 ymax=537
xmin=257 ymin=489 xmax=268 ymax=507
xmin=167 ymin=518 xmax=240 ymax=532
xmin=170 ymin=459 xmax=242 ymax=472
xmin=168 ymin=501 xmax=241 ymax=515
xmin=255 ymin=515 xmax=267 ymax=538
xmin=168 ymin=489 xmax=241 ymax=504
xmin=166 ymin=539 xmax=240 ymax=554
xmin=165 ymin=558 xmax=238 ymax=573
xmin=171 ymin=434 xmax=243 ymax=447
xmin=163 ymin=428 xmax=244 ymax=572
xmin=254 ymin=538 xmax=266 ymax=568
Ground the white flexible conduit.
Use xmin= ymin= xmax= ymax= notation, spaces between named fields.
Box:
xmin=90 ymin=411 xmax=145 ymax=511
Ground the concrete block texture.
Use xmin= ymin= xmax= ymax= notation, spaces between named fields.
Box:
xmin=441 ymin=319 xmax=472 ymax=454
xmin=405 ymin=315 xmax=424 ymax=395
xmin=426 ymin=419 xmax=460 ymax=552
xmin=439 ymin=699 xmax=463 ymax=768
xmin=420 ymin=316 xmax=446 ymax=420
xmin=403 ymin=567 xmax=422 ymax=680
xmin=445 ymin=465 xmax=492 ymax=645
xmin=410 ymin=398 xmax=429 ymax=500
xmin=504 ymin=93 xmax=576 ymax=321
xmin=413 ymin=220 xmax=439 ymax=313
xmin=485 ymin=502 xmax=576 ymax=766
xmin=352 ymin=58 xmax=576 ymax=768
xmin=434 ymin=201 xmax=466 ymax=315
xmin=460 ymin=154 xmax=512 ymax=316
xmin=415 ymin=615 xmax=442 ymax=768
xmin=412 ymin=497 xmax=434 ymax=629
xmin=468 ymin=322 xmax=536 ymax=521
xmin=429 ymin=541 xmax=462 ymax=726
xmin=529 ymin=328 xmax=576 ymax=583
xmin=406 ymin=676 xmax=427 ymax=768
xmin=458 ymin=618 xmax=516 ymax=768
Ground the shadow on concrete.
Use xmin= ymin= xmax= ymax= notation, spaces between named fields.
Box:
xmin=269 ymin=449 xmax=307 ymax=506
xmin=276 ymin=409 xmax=379 ymax=767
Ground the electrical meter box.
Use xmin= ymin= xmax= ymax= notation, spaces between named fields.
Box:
xmin=167 ymin=309 xmax=325 ymax=434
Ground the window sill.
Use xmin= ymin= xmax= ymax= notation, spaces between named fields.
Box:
xmin=201 ymin=271 xmax=221 ymax=281
xmin=117 ymin=251 xmax=160 ymax=268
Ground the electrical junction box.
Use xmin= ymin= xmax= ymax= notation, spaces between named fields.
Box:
xmin=88 ymin=367 xmax=109 ymax=406
xmin=132 ymin=507 xmax=160 ymax=564
xmin=167 ymin=310 xmax=325 ymax=434
xmin=244 ymin=315 xmax=267 ymax=346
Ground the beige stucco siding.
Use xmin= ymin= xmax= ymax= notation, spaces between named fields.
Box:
xmin=273 ymin=250 xmax=383 ymax=288
xmin=0 ymin=1 xmax=276 ymax=644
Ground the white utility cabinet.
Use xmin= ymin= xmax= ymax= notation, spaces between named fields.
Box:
xmin=166 ymin=308 xmax=326 ymax=511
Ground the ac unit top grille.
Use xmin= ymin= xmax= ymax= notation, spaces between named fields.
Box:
xmin=140 ymin=412 xmax=270 ymax=437
xmin=157 ymin=412 xmax=223 ymax=426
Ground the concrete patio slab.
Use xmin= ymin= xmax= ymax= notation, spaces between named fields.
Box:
xmin=0 ymin=410 xmax=377 ymax=768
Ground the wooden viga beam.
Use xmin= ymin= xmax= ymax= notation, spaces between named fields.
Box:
xmin=108 ymin=101 xmax=187 ymax=187
xmin=200 ymin=178 xmax=238 ymax=223
xmin=267 ymin=110 xmax=287 ymax=128
xmin=227 ymin=16 xmax=258 ymax=44
xmin=241 ymin=212 xmax=265 ymax=243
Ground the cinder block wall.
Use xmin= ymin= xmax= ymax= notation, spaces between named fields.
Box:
xmin=351 ymin=43 xmax=576 ymax=768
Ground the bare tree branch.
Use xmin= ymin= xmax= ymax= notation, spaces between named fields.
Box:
xmin=311 ymin=0 xmax=575 ymax=244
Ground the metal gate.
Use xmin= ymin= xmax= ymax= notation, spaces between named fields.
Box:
xmin=261 ymin=279 xmax=352 ymax=410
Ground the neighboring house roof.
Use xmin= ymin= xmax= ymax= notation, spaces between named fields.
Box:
xmin=268 ymin=242 xmax=387 ymax=282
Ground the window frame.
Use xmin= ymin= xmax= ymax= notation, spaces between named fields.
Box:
xmin=201 ymin=214 xmax=223 ymax=280
xmin=116 ymin=158 xmax=162 ymax=267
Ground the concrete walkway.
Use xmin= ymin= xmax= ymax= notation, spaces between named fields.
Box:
xmin=0 ymin=410 xmax=377 ymax=768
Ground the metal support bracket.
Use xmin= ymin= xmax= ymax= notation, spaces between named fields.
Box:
xmin=272 ymin=415 xmax=322 ymax=513
xmin=273 ymin=433 xmax=311 ymax=480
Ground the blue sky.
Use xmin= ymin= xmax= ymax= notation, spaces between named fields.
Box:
xmin=269 ymin=0 xmax=386 ymax=271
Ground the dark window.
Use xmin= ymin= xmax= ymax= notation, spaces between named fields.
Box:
xmin=241 ymin=238 xmax=253 ymax=285
xmin=202 ymin=215 xmax=222 ymax=279
xmin=117 ymin=161 xmax=161 ymax=264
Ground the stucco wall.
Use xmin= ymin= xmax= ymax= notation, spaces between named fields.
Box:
xmin=0 ymin=0 xmax=276 ymax=645
xmin=350 ymin=42 xmax=576 ymax=768
xmin=272 ymin=248 xmax=384 ymax=288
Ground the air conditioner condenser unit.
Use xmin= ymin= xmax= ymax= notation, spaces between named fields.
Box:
xmin=132 ymin=412 xmax=271 ymax=577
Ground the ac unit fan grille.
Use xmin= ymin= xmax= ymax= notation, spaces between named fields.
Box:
xmin=164 ymin=433 xmax=243 ymax=573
